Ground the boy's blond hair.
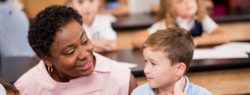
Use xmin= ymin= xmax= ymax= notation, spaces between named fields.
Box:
xmin=143 ymin=28 xmax=194 ymax=71
xmin=157 ymin=0 xmax=207 ymax=27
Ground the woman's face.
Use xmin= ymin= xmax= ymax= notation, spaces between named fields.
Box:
xmin=171 ymin=0 xmax=197 ymax=18
xmin=47 ymin=20 xmax=95 ymax=79
xmin=72 ymin=0 xmax=99 ymax=23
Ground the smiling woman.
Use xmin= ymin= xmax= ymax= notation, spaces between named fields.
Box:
xmin=14 ymin=5 xmax=137 ymax=95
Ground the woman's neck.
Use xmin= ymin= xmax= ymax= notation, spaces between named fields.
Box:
xmin=50 ymin=68 xmax=71 ymax=82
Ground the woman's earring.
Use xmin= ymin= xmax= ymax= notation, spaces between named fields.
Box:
xmin=47 ymin=64 xmax=53 ymax=73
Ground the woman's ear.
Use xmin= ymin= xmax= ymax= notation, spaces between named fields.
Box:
xmin=175 ymin=62 xmax=186 ymax=80
xmin=41 ymin=55 xmax=52 ymax=66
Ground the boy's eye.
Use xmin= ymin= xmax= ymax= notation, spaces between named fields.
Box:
xmin=80 ymin=39 xmax=88 ymax=45
xmin=64 ymin=48 xmax=75 ymax=55
xmin=151 ymin=62 xmax=157 ymax=66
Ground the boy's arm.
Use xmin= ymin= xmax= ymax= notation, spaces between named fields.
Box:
xmin=193 ymin=28 xmax=230 ymax=46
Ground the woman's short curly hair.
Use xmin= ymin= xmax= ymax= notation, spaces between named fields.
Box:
xmin=28 ymin=5 xmax=83 ymax=58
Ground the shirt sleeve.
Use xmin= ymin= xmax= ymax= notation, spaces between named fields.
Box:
xmin=147 ymin=21 xmax=166 ymax=34
xmin=98 ymin=15 xmax=117 ymax=40
xmin=202 ymin=15 xmax=218 ymax=34
xmin=14 ymin=75 xmax=29 ymax=95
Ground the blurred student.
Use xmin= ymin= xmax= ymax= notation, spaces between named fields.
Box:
xmin=132 ymin=28 xmax=212 ymax=95
xmin=99 ymin=0 xmax=129 ymax=16
xmin=0 ymin=0 xmax=35 ymax=57
xmin=132 ymin=0 xmax=229 ymax=49
xmin=67 ymin=0 xmax=117 ymax=53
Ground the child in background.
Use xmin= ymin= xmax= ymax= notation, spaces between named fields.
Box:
xmin=132 ymin=0 xmax=229 ymax=49
xmin=0 ymin=0 xmax=35 ymax=57
xmin=132 ymin=28 xmax=212 ymax=95
xmin=68 ymin=0 xmax=117 ymax=53
xmin=99 ymin=0 xmax=129 ymax=16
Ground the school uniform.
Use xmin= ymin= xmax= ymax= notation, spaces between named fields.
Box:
xmin=148 ymin=16 xmax=218 ymax=37
xmin=0 ymin=83 xmax=6 ymax=95
xmin=83 ymin=14 xmax=117 ymax=41
xmin=131 ymin=76 xmax=213 ymax=95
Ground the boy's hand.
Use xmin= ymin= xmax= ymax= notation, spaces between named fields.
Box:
xmin=174 ymin=77 xmax=186 ymax=95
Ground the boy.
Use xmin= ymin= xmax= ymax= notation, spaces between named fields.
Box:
xmin=132 ymin=28 xmax=212 ymax=95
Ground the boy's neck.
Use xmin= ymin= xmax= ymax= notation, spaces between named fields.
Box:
xmin=157 ymin=84 xmax=175 ymax=95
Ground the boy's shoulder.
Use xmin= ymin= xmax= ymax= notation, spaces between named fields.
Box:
xmin=184 ymin=76 xmax=213 ymax=95
xmin=131 ymin=83 xmax=155 ymax=95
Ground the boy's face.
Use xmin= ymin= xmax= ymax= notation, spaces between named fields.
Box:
xmin=171 ymin=0 xmax=197 ymax=18
xmin=143 ymin=47 xmax=181 ymax=89
xmin=72 ymin=0 xmax=99 ymax=22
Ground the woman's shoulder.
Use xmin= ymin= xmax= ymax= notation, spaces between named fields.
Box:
xmin=132 ymin=83 xmax=155 ymax=95
xmin=94 ymin=53 xmax=131 ymax=76
xmin=14 ymin=61 xmax=45 ymax=85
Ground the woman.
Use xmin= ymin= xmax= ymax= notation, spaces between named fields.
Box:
xmin=14 ymin=5 xmax=137 ymax=95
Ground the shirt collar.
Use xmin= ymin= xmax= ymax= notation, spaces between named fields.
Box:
xmin=93 ymin=53 xmax=111 ymax=73
xmin=183 ymin=75 xmax=190 ymax=93
xmin=176 ymin=16 xmax=196 ymax=31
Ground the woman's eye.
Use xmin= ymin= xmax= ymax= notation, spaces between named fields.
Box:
xmin=78 ymin=0 xmax=83 ymax=4
xmin=81 ymin=39 xmax=88 ymax=45
xmin=64 ymin=49 xmax=74 ymax=55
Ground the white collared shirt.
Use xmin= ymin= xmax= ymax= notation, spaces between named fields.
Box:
xmin=148 ymin=15 xmax=218 ymax=35
xmin=83 ymin=14 xmax=117 ymax=41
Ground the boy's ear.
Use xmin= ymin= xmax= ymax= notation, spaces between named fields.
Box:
xmin=175 ymin=62 xmax=186 ymax=79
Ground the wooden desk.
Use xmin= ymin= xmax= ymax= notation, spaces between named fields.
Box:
xmin=102 ymin=49 xmax=250 ymax=76
xmin=112 ymin=13 xmax=155 ymax=30
xmin=0 ymin=57 xmax=39 ymax=83
xmin=112 ymin=13 xmax=250 ymax=30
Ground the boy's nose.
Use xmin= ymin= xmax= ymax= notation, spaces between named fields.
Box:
xmin=144 ymin=63 xmax=151 ymax=74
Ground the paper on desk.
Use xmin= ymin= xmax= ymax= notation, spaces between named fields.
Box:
xmin=193 ymin=42 xmax=250 ymax=59
xmin=214 ymin=42 xmax=250 ymax=53
xmin=193 ymin=48 xmax=248 ymax=59
xmin=117 ymin=61 xmax=138 ymax=68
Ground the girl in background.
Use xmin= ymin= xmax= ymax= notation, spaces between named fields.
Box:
xmin=132 ymin=0 xmax=229 ymax=48
xmin=68 ymin=0 xmax=117 ymax=53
